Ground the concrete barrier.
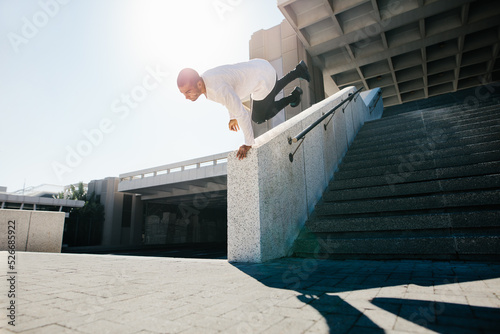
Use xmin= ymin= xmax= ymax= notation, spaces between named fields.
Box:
xmin=0 ymin=209 xmax=66 ymax=253
xmin=227 ymin=86 xmax=383 ymax=263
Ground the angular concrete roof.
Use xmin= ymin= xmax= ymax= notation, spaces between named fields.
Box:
xmin=278 ymin=0 xmax=500 ymax=106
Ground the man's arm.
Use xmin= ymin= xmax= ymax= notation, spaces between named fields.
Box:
xmin=229 ymin=120 xmax=252 ymax=160
xmin=219 ymin=86 xmax=255 ymax=147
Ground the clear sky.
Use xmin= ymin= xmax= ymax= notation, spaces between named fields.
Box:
xmin=0 ymin=0 xmax=285 ymax=192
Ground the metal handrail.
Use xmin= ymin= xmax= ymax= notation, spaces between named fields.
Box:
xmin=288 ymin=87 xmax=363 ymax=144
xmin=368 ymin=90 xmax=382 ymax=113
xmin=287 ymin=87 xmax=363 ymax=162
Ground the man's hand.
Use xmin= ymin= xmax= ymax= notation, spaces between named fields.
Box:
xmin=229 ymin=119 xmax=240 ymax=132
xmin=236 ymin=145 xmax=251 ymax=160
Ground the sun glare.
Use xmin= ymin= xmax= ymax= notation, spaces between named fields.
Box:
xmin=125 ymin=0 xmax=232 ymax=72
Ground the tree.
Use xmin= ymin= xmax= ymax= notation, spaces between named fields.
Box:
xmin=59 ymin=182 xmax=105 ymax=246
xmin=54 ymin=182 xmax=86 ymax=201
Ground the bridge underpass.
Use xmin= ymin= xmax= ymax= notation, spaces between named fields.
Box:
xmin=117 ymin=152 xmax=229 ymax=257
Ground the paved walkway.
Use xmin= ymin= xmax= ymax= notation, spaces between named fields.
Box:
xmin=1 ymin=252 xmax=499 ymax=333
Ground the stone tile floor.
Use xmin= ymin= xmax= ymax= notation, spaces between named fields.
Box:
xmin=1 ymin=252 xmax=499 ymax=333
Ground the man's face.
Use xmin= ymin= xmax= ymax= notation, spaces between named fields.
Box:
xmin=179 ymin=81 xmax=202 ymax=101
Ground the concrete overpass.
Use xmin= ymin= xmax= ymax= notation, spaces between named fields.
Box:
xmin=118 ymin=152 xmax=229 ymax=209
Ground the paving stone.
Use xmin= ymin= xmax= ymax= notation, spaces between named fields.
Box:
xmin=3 ymin=253 xmax=500 ymax=333
xmin=300 ymin=317 xmax=331 ymax=333
xmin=436 ymin=314 xmax=498 ymax=331
xmin=18 ymin=324 xmax=85 ymax=334
xmin=221 ymin=308 xmax=284 ymax=332
xmin=275 ymin=305 xmax=324 ymax=321
xmin=154 ymin=304 xmax=205 ymax=321
xmin=179 ymin=326 xmax=219 ymax=334
xmin=393 ymin=316 xmax=436 ymax=333
xmin=467 ymin=296 xmax=500 ymax=308
xmin=432 ymin=294 xmax=468 ymax=305
xmin=263 ymin=317 xmax=315 ymax=334
xmin=5 ymin=314 xmax=72 ymax=333
xmin=132 ymin=316 xmax=190 ymax=334
xmin=176 ymin=313 xmax=235 ymax=332
xmin=309 ymin=314 xmax=359 ymax=333
xmin=356 ymin=309 xmax=398 ymax=329
xmin=198 ymin=300 xmax=243 ymax=317
xmin=347 ymin=326 xmax=386 ymax=334
xmin=344 ymin=288 xmax=381 ymax=301
xmin=375 ymin=287 xmax=408 ymax=299
xmin=406 ymin=284 xmax=435 ymax=294
xmin=76 ymin=319 xmax=140 ymax=334
xmin=55 ymin=314 xmax=104 ymax=331
xmin=402 ymin=292 xmax=438 ymax=302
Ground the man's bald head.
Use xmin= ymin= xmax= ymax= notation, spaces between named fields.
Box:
xmin=177 ymin=68 xmax=201 ymax=88
xmin=177 ymin=68 xmax=206 ymax=102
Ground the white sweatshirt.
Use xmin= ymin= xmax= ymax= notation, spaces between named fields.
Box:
xmin=202 ymin=59 xmax=277 ymax=146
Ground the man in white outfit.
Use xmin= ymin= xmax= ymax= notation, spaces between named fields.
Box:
xmin=177 ymin=58 xmax=310 ymax=160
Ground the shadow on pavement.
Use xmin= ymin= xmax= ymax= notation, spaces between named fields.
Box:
xmin=232 ymin=258 xmax=500 ymax=333
xmin=372 ymin=297 xmax=500 ymax=333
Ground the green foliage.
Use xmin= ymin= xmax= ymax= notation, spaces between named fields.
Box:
xmin=68 ymin=182 xmax=86 ymax=201
xmin=79 ymin=192 xmax=105 ymax=226
xmin=60 ymin=182 xmax=105 ymax=246
xmin=55 ymin=182 xmax=86 ymax=200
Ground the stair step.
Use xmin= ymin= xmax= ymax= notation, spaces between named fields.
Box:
xmin=351 ymin=122 xmax=500 ymax=151
xmin=381 ymin=93 xmax=500 ymax=117
xmin=333 ymin=161 xmax=500 ymax=191
xmin=370 ymin=104 xmax=500 ymax=123
xmin=315 ymin=190 xmax=500 ymax=216
xmin=293 ymin=235 xmax=500 ymax=260
xmin=342 ymin=140 xmax=500 ymax=166
xmin=362 ymin=105 xmax=500 ymax=131
xmin=305 ymin=211 xmax=500 ymax=233
xmin=378 ymin=99 xmax=500 ymax=122
xmin=326 ymin=174 xmax=500 ymax=202
xmin=346 ymin=131 xmax=500 ymax=160
xmin=362 ymin=107 xmax=500 ymax=134
xmin=362 ymin=108 xmax=500 ymax=135
xmin=354 ymin=117 xmax=500 ymax=145
xmin=335 ymin=151 xmax=500 ymax=181
xmin=292 ymin=92 xmax=500 ymax=261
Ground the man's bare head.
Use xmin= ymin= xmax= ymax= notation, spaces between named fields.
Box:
xmin=177 ymin=68 xmax=200 ymax=87
xmin=177 ymin=68 xmax=205 ymax=101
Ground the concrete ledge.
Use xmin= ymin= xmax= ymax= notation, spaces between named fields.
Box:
xmin=360 ymin=89 xmax=383 ymax=120
xmin=227 ymin=87 xmax=383 ymax=263
xmin=0 ymin=209 xmax=66 ymax=253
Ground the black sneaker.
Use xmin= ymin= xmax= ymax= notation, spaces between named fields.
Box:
xmin=295 ymin=60 xmax=311 ymax=82
xmin=290 ymin=86 xmax=303 ymax=107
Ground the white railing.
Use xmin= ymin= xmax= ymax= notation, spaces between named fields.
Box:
xmin=119 ymin=152 xmax=231 ymax=182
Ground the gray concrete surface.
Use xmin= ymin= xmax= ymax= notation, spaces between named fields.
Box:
xmin=1 ymin=252 xmax=499 ymax=333
xmin=0 ymin=210 xmax=66 ymax=253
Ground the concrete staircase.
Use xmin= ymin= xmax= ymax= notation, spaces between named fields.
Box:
xmin=293 ymin=97 xmax=500 ymax=261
